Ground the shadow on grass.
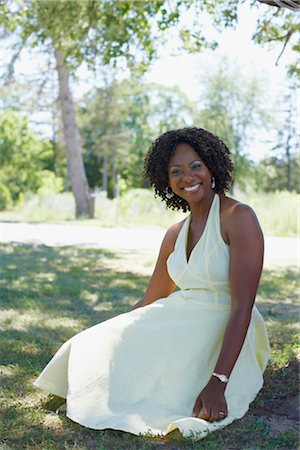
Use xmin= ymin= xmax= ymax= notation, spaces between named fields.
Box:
xmin=256 ymin=267 xmax=299 ymax=320
xmin=0 ymin=243 xmax=149 ymax=399
xmin=1 ymin=244 xmax=147 ymax=312
xmin=0 ymin=244 xmax=299 ymax=449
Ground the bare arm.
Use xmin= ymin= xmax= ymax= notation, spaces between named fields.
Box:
xmin=193 ymin=204 xmax=264 ymax=421
xmin=131 ymin=223 xmax=181 ymax=310
xmin=214 ymin=205 xmax=264 ymax=375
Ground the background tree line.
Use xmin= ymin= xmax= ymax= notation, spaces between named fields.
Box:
xmin=1 ymin=0 xmax=299 ymax=215
xmin=0 ymin=65 xmax=298 ymax=211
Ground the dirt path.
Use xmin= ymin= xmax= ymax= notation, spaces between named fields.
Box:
xmin=0 ymin=221 xmax=298 ymax=267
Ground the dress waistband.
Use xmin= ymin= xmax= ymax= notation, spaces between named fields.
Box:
xmin=182 ymin=287 xmax=212 ymax=291
xmin=180 ymin=287 xmax=230 ymax=294
xmin=177 ymin=287 xmax=231 ymax=306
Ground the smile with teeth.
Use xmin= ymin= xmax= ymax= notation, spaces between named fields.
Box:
xmin=184 ymin=184 xmax=200 ymax=192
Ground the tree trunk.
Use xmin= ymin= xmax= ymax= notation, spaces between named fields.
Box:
xmin=285 ymin=97 xmax=293 ymax=191
xmin=286 ymin=132 xmax=292 ymax=191
xmin=54 ymin=49 xmax=93 ymax=218
xmin=102 ymin=154 xmax=108 ymax=193
xmin=111 ymin=146 xmax=116 ymax=198
xmin=51 ymin=104 xmax=58 ymax=175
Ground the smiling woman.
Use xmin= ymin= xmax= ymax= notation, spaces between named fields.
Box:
xmin=168 ymin=143 xmax=213 ymax=200
xmin=144 ymin=128 xmax=234 ymax=212
xmin=34 ymin=127 xmax=269 ymax=440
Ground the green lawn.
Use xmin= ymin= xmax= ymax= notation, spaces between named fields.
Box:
xmin=0 ymin=244 xmax=299 ymax=449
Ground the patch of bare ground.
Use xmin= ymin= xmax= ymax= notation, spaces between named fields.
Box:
xmin=252 ymin=358 xmax=299 ymax=438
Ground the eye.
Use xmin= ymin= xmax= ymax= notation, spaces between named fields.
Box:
xmin=169 ymin=167 xmax=182 ymax=176
xmin=191 ymin=161 xmax=201 ymax=170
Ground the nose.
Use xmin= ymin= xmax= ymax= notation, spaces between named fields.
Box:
xmin=182 ymin=169 xmax=195 ymax=182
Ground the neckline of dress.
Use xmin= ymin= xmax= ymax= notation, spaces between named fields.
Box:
xmin=184 ymin=193 xmax=217 ymax=264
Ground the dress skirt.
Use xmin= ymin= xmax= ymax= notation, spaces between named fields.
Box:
xmin=34 ymin=195 xmax=270 ymax=438
xmin=34 ymin=290 xmax=269 ymax=438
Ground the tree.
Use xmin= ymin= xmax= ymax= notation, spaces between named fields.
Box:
xmin=252 ymin=3 xmax=300 ymax=78
xmin=1 ymin=0 xmax=188 ymax=216
xmin=78 ymin=77 xmax=194 ymax=194
xmin=258 ymin=0 xmax=300 ymax=12
xmin=0 ymin=110 xmax=53 ymax=200
xmin=1 ymin=0 xmax=298 ymax=217
xmin=255 ymin=89 xmax=299 ymax=192
xmin=194 ymin=58 xmax=272 ymax=190
xmin=122 ymin=81 xmax=194 ymax=188
xmin=79 ymin=78 xmax=133 ymax=197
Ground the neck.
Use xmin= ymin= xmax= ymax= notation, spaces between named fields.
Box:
xmin=189 ymin=191 xmax=215 ymax=221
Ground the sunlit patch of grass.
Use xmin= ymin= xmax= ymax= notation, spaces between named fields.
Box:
xmin=271 ymin=342 xmax=299 ymax=368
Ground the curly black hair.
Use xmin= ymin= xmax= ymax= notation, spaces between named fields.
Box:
xmin=143 ymin=127 xmax=234 ymax=212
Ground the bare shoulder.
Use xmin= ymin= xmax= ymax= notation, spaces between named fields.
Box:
xmin=220 ymin=195 xmax=263 ymax=244
xmin=220 ymin=195 xmax=258 ymax=219
xmin=161 ymin=218 xmax=187 ymax=254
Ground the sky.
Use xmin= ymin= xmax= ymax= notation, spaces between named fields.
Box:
xmin=4 ymin=1 xmax=296 ymax=161
xmin=144 ymin=3 xmax=290 ymax=99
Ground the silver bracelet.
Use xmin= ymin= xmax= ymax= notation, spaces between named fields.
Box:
xmin=212 ymin=372 xmax=229 ymax=383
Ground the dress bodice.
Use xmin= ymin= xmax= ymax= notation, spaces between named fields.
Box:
xmin=167 ymin=194 xmax=230 ymax=297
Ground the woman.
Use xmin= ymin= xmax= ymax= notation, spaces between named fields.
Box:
xmin=34 ymin=127 xmax=270 ymax=439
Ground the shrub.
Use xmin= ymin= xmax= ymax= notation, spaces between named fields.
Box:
xmin=0 ymin=182 xmax=12 ymax=211
xmin=37 ymin=170 xmax=64 ymax=197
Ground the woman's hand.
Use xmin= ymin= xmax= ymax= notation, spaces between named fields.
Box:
xmin=192 ymin=377 xmax=228 ymax=422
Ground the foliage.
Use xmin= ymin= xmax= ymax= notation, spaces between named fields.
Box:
xmin=78 ymin=77 xmax=194 ymax=195
xmin=0 ymin=192 xmax=75 ymax=222
xmin=254 ymin=156 xmax=300 ymax=193
xmin=238 ymin=190 xmax=298 ymax=237
xmin=36 ymin=170 xmax=64 ymax=197
xmin=1 ymin=0 xmax=298 ymax=215
xmin=0 ymin=182 xmax=12 ymax=211
xmin=252 ymin=5 xmax=300 ymax=79
xmin=2 ymin=0 xmax=298 ymax=78
xmin=0 ymin=243 xmax=298 ymax=449
xmin=0 ymin=189 xmax=298 ymax=237
xmin=1 ymin=0 xmax=190 ymax=71
xmin=253 ymin=88 xmax=299 ymax=193
xmin=78 ymin=78 xmax=135 ymax=197
xmin=195 ymin=58 xmax=273 ymax=189
xmin=0 ymin=110 xmax=54 ymax=200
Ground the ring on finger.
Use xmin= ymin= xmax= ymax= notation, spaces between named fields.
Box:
xmin=219 ymin=412 xmax=225 ymax=417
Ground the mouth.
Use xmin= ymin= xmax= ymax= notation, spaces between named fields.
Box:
xmin=183 ymin=183 xmax=201 ymax=192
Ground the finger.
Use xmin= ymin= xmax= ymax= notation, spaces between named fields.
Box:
xmin=215 ymin=410 xmax=227 ymax=421
xmin=198 ymin=406 xmax=211 ymax=421
xmin=192 ymin=398 xmax=202 ymax=417
xmin=210 ymin=411 xmax=220 ymax=422
xmin=219 ymin=402 xmax=228 ymax=420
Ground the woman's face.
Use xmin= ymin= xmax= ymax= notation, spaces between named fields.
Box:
xmin=167 ymin=143 xmax=213 ymax=203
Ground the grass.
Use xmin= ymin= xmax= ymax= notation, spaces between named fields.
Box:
xmin=0 ymin=243 xmax=299 ymax=449
xmin=238 ymin=190 xmax=299 ymax=238
xmin=0 ymin=189 xmax=298 ymax=236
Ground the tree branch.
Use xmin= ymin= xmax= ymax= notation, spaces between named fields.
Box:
xmin=275 ymin=31 xmax=293 ymax=65
xmin=1 ymin=46 xmax=23 ymax=85
xmin=257 ymin=0 xmax=300 ymax=11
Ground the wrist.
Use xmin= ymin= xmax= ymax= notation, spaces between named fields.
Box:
xmin=208 ymin=375 xmax=227 ymax=391
xmin=212 ymin=372 xmax=229 ymax=383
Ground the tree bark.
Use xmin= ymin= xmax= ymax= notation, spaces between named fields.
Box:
xmin=286 ymin=110 xmax=292 ymax=191
xmin=54 ymin=49 xmax=93 ymax=218
xmin=102 ymin=154 xmax=108 ymax=193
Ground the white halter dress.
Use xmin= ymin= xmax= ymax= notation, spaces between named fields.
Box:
xmin=34 ymin=194 xmax=270 ymax=439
